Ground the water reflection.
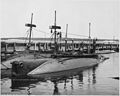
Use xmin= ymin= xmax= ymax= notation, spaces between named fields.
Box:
xmin=70 ymin=77 xmax=73 ymax=90
xmin=53 ymin=81 xmax=60 ymax=95
xmin=11 ymin=78 xmax=38 ymax=89
xmin=64 ymin=79 xmax=67 ymax=89
xmin=9 ymin=64 xmax=98 ymax=95
xmin=49 ymin=68 xmax=85 ymax=95
xmin=92 ymin=65 xmax=97 ymax=84
xmin=87 ymin=70 xmax=91 ymax=88
xmin=78 ymin=72 xmax=83 ymax=82
xmin=77 ymin=72 xmax=83 ymax=88
xmin=2 ymin=53 xmax=119 ymax=95
xmin=11 ymin=77 xmax=42 ymax=95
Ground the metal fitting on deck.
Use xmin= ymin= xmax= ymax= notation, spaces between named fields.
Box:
xmin=11 ymin=61 xmax=23 ymax=67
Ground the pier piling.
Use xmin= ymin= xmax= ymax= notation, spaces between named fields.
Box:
xmin=13 ymin=42 xmax=16 ymax=52
xmin=72 ymin=40 xmax=74 ymax=52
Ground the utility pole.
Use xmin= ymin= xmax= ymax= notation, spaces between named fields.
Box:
xmin=25 ymin=13 xmax=36 ymax=50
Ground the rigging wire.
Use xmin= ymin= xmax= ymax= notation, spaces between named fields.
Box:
xmin=34 ymin=28 xmax=87 ymax=37
xmin=25 ymin=28 xmax=30 ymax=43
xmin=33 ymin=28 xmax=54 ymax=43
xmin=33 ymin=28 xmax=49 ymax=34
xmin=61 ymin=31 xmax=89 ymax=38
xmin=31 ymin=29 xmax=34 ymax=43
xmin=33 ymin=28 xmax=88 ymax=38
xmin=28 ymin=28 xmax=89 ymax=45
xmin=33 ymin=28 xmax=47 ymax=42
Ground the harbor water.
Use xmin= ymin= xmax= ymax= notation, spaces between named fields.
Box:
xmin=1 ymin=53 xmax=119 ymax=95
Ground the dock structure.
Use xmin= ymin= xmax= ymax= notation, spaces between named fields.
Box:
xmin=1 ymin=38 xmax=119 ymax=59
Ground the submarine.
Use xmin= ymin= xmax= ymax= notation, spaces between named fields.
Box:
xmin=10 ymin=11 xmax=108 ymax=78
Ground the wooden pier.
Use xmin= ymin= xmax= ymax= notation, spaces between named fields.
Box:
xmin=1 ymin=38 xmax=119 ymax=60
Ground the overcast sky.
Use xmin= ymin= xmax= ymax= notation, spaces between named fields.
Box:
xmin=0 ymin=0 xmax=119 ymax=39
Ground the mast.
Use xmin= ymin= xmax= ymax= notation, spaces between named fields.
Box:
xmin=49 ymin=10 xmax=61 ymax=54
xmin=54 ymin=10 xmax=57 ymax=52
xmin=88 ymin=22 xmax=91 ymax=54
xmin=89 ymin=23 xmax=91 ymax=39
xmin=65 ymin=24 xmax=68 ymax=39
xmin=65 ymin=24 xmax=68 ymax=52
xmin=29 ymin=13 xmax=33 ymax=45
xmin=25 ymin=13 xmax=36 ymax=50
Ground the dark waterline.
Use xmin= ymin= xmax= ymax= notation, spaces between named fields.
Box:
xmin=1 ymin=53 xmax=119 ymax=95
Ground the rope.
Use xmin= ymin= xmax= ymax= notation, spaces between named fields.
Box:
xmin=1 ymin=63 xmax=9 ymax=69
xmin=25 ymin=28 xmax=30 ymax=43
xmin=33 ymin=28 xmax=49 ymax=34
